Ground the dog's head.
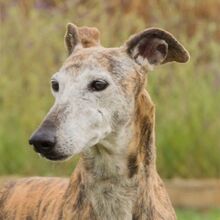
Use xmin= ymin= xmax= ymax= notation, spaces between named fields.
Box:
xmin=29 ymin=23 xmax=189 ymax=161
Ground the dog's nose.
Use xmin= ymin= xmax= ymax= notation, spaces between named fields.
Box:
xmin=29 ymin=132 xmax=55 ymax=152
xmin=29 ymin=120 xmax=56 ymax=153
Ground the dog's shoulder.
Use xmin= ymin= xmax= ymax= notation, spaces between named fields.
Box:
xmin=0 ymin=177 xmax=69 ymax=220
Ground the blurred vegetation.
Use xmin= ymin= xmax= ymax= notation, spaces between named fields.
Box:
xmin=0 ymin=0 xmax=220 ymax=178
xmin=177 ymin=208 xmax=220 ymax=220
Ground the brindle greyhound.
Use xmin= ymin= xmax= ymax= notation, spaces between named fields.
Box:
xmin=0 ymin=23 xmax=189 ymax=220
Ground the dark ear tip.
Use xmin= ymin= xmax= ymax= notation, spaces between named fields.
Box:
xmin=163 ymin=49 xmax=190 ymax=64
xmin=184 ymin=50 xmax=190 ymax=63
xmin=178 ymin=48 xmax=190 ymax=63
xmin=66 ymin=23 xmax=78 ymax=33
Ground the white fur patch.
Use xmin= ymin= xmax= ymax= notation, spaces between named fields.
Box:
xmin=132 ymin=47 xmax=154 ymax=71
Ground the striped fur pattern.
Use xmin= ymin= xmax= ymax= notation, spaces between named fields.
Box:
xmin=0 ymin=23 xmax=189 ymax=220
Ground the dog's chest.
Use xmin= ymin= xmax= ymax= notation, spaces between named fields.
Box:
xmin=87 ymin=179 xmax=137 ymax=220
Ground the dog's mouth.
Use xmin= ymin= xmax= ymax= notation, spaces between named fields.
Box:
xmin=33 ymin=146 xmax=69 ymax=161
xmin=40 ymin=152 xmax=69 ymax=161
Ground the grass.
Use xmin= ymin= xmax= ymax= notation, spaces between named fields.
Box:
xmin=176 ymin=208 xmax=220 ymax=220
xmin=0 ymin=0 xmax=220 ymax=178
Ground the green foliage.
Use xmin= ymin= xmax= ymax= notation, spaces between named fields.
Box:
xmin=177 ymin=209 xmax=220 ymax=220
xmin=0 ymin=1 xmax=219 ymax=177
xmin=152 ymin=41 xmax=220 ymax=178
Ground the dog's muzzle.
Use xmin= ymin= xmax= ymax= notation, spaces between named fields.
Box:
xmin=29 ymin=120 xmax=63 ymax=160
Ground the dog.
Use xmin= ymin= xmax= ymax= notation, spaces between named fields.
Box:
xmin=0 ymin=23 xmax=189 ymax=220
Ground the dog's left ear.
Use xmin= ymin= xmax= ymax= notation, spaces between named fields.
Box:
xmin=65 ymin=23 xmax=100 ymax=55
xmin=125 ymin=28 xmax=190 ymax=69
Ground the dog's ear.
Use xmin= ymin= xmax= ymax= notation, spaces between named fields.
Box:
xmin=65 ymin=23 xmax=80 ymax=55
xmin=64 ymin=23 xmax=100 ymax=55
xmin=125 ymin=28 xmax=190 ymax=70
xmin=78 ymin=26 xmax=100 ymax=48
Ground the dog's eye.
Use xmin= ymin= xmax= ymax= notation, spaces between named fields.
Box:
xmin=89 ymin=80 xmax=109 ymax=92
xmin=51 ymin=80 xmax=59 ymax=92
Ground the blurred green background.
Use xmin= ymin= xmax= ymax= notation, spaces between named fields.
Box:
xmin=0 ymin=0 xmax=220 ymax=219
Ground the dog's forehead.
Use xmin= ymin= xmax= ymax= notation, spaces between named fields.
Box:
xmin=61 ymin=47 xmax=136 ymax=78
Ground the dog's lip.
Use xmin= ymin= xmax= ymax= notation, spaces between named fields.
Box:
xmin=33 ymin=146 xmax=68 ymax=161
xmin=39 ymin=152 xmax=69 ymax=161
xmin=44 ymin=154 xmax=68 ymax=161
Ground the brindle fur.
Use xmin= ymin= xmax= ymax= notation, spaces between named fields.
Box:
xmin=0 ymin=24 xmax=189 ymax=220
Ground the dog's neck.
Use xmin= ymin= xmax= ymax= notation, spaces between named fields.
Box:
xmin=64 ymin=89 xmax=156 ymax=219
xmin=76 ymin=122 xmax=136 ymax=219
xmin=82 ymin=123 xmax=134 ymax=180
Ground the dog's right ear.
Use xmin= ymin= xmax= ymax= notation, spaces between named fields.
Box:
xmin=65 ymin=23 xmax=81 ymax=55
xmin=64 ymin=23 xmax=101 ymax=55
